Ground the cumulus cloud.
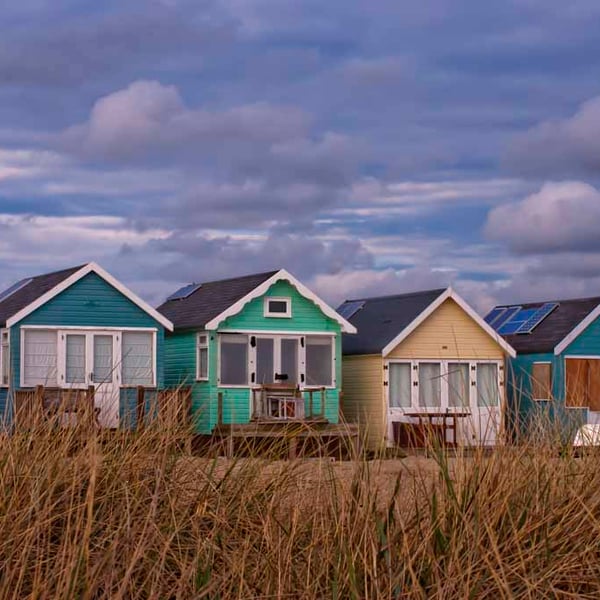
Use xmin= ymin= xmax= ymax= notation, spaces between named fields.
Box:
xmin=506 ymin=96 xmax=600 ymax=176
xmin=485 ymin=181 xmax=600 ymax=254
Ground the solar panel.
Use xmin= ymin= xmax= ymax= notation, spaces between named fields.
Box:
xmin=498 ymin=307 xmax=538 ymax=335
xmin=515 ymin=302 xmax=559 ymax=334
xmin=0 ymin=277 xmax=32 ymax=303
xmin=489 ymin=306 xmax=521 ymax=332
xmin=338 ymin=300 xmax=365 ymax=320
xmin=166 ymin=282 xmax=202 ymax=301
xmin=484 ymin=307 xmax=507 ymax=326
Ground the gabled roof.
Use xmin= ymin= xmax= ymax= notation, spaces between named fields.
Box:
xmin=157 ymin=268 xmax=357 ymax=333
xmin=0 ymin=263 xmax=173 ymax=330
xmin=488 ymin=296 xmax=600 ymax=355
xmin=341 ymin=287 xmax=515 ymax=357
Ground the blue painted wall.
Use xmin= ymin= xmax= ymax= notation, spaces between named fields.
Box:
xmin=6 ymin=272 xmax=167 ymax=427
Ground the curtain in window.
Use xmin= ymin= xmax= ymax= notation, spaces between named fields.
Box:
xmin=477 ymin=363 xmax=499 ymax=407
xmin=305 ymin=336 xmax=333 ymax=387
xmin=23 ymin=329 xmax=57 ymax=386
xmin=448 ymin=363 xmax=469 ymax=408
xmin=280 ymin=338 xmax=298 ymax=384
xmin=419 ymin=363 xmax=441 ymax=407
xmin=220 ymin=335 xmax=248 ymax=386
xmin=122 ymin=332 xmax=153 ymax=386
xmin=389 ymin=363 xmax=411 ymax=408
xmin=197 ymin=334 xmax=208 ymax=379
xmin=93 ymin=335 xmax=114 ymax=383
xmin=66 ymin=334 xmax=86 ymax=384
xmin=256 ymin=338 xmax=274 ymax=384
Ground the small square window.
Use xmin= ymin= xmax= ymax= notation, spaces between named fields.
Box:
xmin=264 ymin=297 xmax=291 ymax=318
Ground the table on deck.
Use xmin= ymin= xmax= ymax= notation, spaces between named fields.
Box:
xmin=403 ymin=411 xmax=472 ymax=448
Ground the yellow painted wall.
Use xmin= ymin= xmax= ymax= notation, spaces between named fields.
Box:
xmin=387 ymin=298 xmax=506 ymax=360
xmin=341 ymin=354 xmax=385 ymax=451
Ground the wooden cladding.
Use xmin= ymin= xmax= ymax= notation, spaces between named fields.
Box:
xmin=531 ymin=362 xmax=552 ymax=400
xmin=565 ymin=358 xmax=600 ymax=411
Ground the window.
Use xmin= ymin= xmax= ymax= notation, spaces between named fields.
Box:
xmin=389 ymin=363 xmax=411 ymax=408
xmin=419 ymin=363 xmax=441 ymax=407
xmin=197 ymin=334 xmax=209 ymax=380
xmin=477 ymin=363 xmax=499 ymax=407
xmin=65 ymin=334 xmax=86 ymax=384
xmin=1 ymin=329 xmax=8 ymax=386
xmin=122 ymin=331 xmax=153 ymax=386
xmin=532 ymin=362 xmax=552 ymax=401
xmin=220 ymin=335 xmax=248 ymax=385
xmin=23 ymin=329 xmax=57 ymax=387
xmin=566 ymin=358 xmax=600 ymax=411
xmin=305 ymin=336 xmax=333 ymax=387
xmin=447 ymin=363 xmax=469 ymax=408
xmin=264 ymin=297 xmax=291 ymax=318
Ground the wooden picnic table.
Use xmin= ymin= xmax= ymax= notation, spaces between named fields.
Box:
xmin=403 ymin=410 xmax=472 ymax=447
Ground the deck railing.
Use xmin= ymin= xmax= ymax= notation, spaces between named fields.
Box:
xmin=246 ymin=385 xmax=327 ymax=423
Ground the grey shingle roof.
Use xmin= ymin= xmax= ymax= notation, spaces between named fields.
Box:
xmin=340 ymin=288 xmax=447 ymax=355
xmin=156 ymin=270 xmax=279 ymax=330
xmin=0 ymin=265 xmax=85 ymax=327
xmin=491 ymin=296 xmax=600 ymax=354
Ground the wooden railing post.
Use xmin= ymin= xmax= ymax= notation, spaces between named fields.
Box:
xmin=136 ymin=386 xmax=146 ymax=430
xmin=86 ymin=385 xmax=95 ymax=428
xmin=217 ymin=392 xmax=223 ymax=426
xmin=308 ymin=390 xmax=314 ymax=418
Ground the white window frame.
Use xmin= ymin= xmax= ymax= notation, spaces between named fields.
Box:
xmin=197 ymin=333 xmax=209 ymax=381
xmin=263 ymin=297 xmax=292 ymax=318
xmin=0 ymin=328 xmax=9 ymax=387
xmin=531 ymin=361 xmax=552 ymax=402
xmin=217 ymin=331 xmax=337 ymax=390
xmin=385 ymin=359 xmax=503 ymax=412
xmin=218 ymin=334 xmax=250 ymax=388
xmin=19 ymin=325 xmax=157 ymax=389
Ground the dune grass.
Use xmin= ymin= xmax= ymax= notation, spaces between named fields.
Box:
xmin=1 ymin=412 xmax=600 ymax=599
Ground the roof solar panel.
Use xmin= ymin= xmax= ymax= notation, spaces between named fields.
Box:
xmin=490 ymin=306 xmax=521 ymax=332
xmin=515 ymin=302 xmax=559 ymax=334
xmin=484 ymin=307 xmax=506 ymax=326
xmin=0 ymin=277 xmax=32 ymax=304
xmin=498 ymin=307 xmax=538 ymax=335
xmin=338 ymin=300 xmax=365 ymax=320
xmin=166 ymin=282 xmax=202 ymax=301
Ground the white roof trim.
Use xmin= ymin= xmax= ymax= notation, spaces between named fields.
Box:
xmin=554 ymin=303 xmax=600 ymax=355
xmin=204 ymin=269 xmax=357 ymax=333
xmin=381 ymin=288 xmax=516 ymax=358
xmin=6 ymin=262 xmax=174 ymax=331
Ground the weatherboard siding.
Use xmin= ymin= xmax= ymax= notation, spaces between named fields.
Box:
xmin=0 ymin=387 xmax=8 ymax=429
xmin=342 ymin=354 xmax=384 ymax=450
xmin=563 ymin=313 xmax=600 ymax=356
xmin=387 ymin=298 xmax=505 ymax=360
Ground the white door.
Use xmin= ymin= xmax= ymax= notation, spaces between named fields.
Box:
xmin=254 ymin=336 xmax=300 ymax=385
xmin=472 ymin=362 xmax=502 ymax=446
xmin=63 ymin=331 xmax=119 ymax=428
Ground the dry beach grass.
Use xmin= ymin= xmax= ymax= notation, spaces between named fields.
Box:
xmin=2 ymin=414 xmax=600 ymax=598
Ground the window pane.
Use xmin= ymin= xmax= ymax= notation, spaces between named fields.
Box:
xmin=198 ymin=347 xmax=208 ymax=379
xmin=389 ymin=363 xmax=411 ymax=408
xmin=122 ymin=332 xmax=153 ymax=386
xmin=532 ymin=363 xmax=552 ymax=400
xmin=268 ymin=300 xmax=288 ymax=314
xmin=93 ymin=335 xmax=113 ymax=383
xmin=419 ymin=363 xmax=441 ymax=407
xmin=256 ymin=338 xmax=274 ymax=384
xmin=306 ymin=336 xmax=333 ymax=387
xmin=477 ymin=363 xmax=499 ymax=407
xmin=23 ymin=329 xmax=57 ymax=386
xmin=448 ymin=363 xmax=469 ymax=408
xmin=280 ymin=338 xmax=298 ymax=384
xmin=220 ymin=335 xmax=248 ymax=386
xmin=1 ymin=331 xmax=9 ymax=386
xmin=66 ymin=334 xmax=86 ymax=384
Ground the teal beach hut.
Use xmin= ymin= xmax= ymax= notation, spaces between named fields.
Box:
xmin=0 ymin=263 xmax=173 ymax=428
xmin=485 ymin=296 xmax=600 ymax=441
xmin=157 ymin=269 xmax=356 ymax=436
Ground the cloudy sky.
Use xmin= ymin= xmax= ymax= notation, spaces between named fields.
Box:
xmin=2 ymin=0 xmax=600 ymax=312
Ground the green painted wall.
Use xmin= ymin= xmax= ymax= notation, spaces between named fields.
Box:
xmin=163 ymin=280 xmax=343 ymax=434
xmin=6 ymin=272 xmax=167 ymax=427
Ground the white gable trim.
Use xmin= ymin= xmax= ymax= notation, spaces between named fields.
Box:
xmin=554 ymin=303 xmax=600 ymax=355
xmin=380 ymin=288 xmax=516 ymax=358
xmin=204 ymin=269 xmax=357 ymax=334
xmin=6 ymin=262 xmax=174 ymax=331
